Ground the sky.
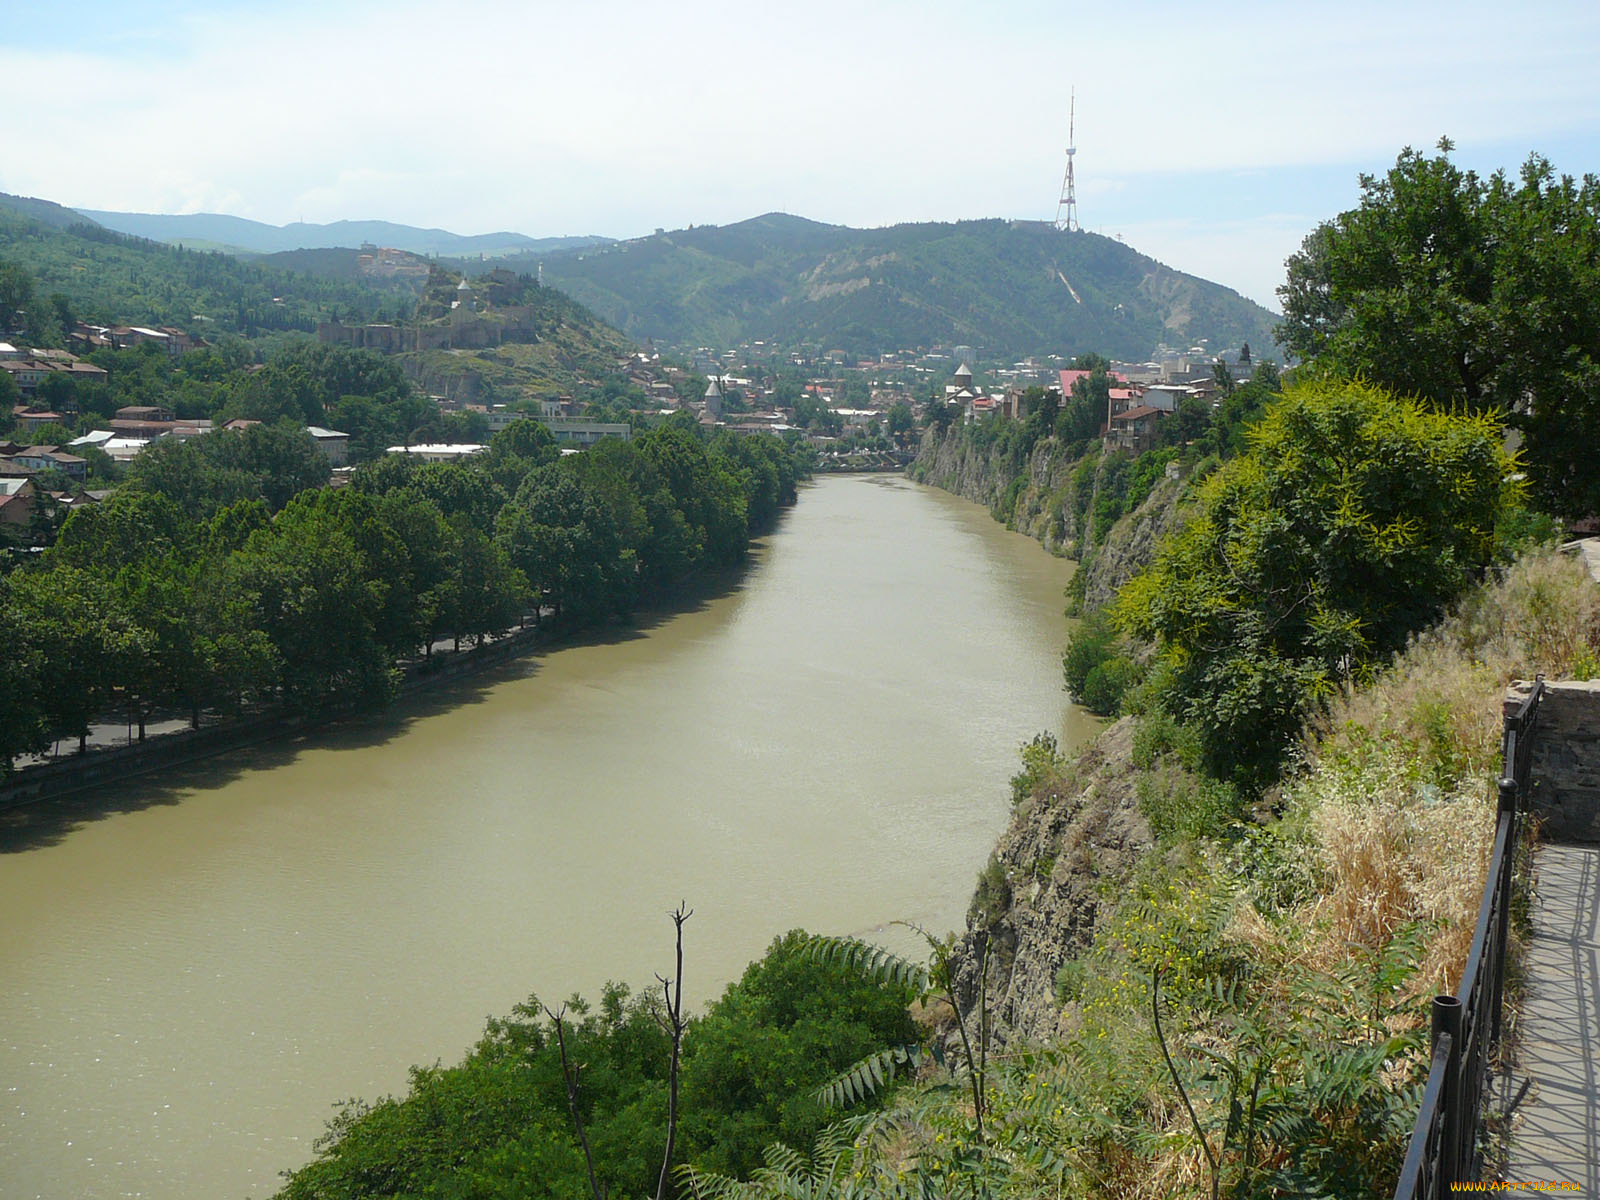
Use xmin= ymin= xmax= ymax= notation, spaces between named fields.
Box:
xmin=2 ymin=0 xmax=1597 ymax=312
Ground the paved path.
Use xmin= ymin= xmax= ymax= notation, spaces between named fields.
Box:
xmin=1505 ymin=843 xmax=1600 ymax=1188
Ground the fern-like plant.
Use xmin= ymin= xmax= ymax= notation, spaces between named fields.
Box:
xmin=804 ymin=925 xmax=990 ymax=1142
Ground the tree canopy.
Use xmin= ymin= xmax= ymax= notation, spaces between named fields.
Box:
xmin=1118 ymin=379 xmax=1515 ymax=785
xmin=1278 ymin=140 xmax=1600 ymax=517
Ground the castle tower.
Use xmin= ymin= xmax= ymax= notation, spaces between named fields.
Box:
xmin=1054 ymin=90 xmax=1079 ymax=233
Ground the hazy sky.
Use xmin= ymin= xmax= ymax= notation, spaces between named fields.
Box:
xmin=3 ymin=0 xmax=1596 ymax=310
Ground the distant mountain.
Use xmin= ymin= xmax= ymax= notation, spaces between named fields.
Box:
xmin=529 ymin=213 xmax=1280 ymax=361
xmin=73 ymin=209 xmax=614 ymax=260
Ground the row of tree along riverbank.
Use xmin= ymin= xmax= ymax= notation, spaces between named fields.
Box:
xmin=0 ymin=414 xmax=813 ymax=783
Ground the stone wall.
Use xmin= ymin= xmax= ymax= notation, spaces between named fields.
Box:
xmin=1509 ymin=680 xmax=1600 ymax=844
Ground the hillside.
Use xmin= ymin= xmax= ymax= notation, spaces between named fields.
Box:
xmin=0 ymin=193 xmax=411 ymax=334
xmin=528 ymin=213 xmax=1281 ymax=359
xmin=75 ymin=209 xmax=613 ymax=259
xmin=1 ymin=193 xmax=641 ymax=408
xmin=0 ymin=191 xmax=107 ymax=232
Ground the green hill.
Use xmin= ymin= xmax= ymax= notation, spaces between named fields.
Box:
xmin=1 ymin=194 xmax=641 ymax=408
xmin=0 ymin=192 xmax=108 ymax=232
xmin=526 ymin=214 xmax=1281 ymax=360
xmin=0 ymin=193 xmax=412 ymax=335
xmin=75 ymin=209 xmax=612 ymax=259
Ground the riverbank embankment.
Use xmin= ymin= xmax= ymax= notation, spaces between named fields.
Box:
xmin=0 ymin=621 xmax=555 ymax=811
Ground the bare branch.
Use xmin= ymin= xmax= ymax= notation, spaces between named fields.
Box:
xmin=655 ymin=901 xmax=692 ymax=1200
xmin=1152 ymin=967 xmax=1219 ymax=1200
xmin=544 ymin=1004 xmax=605 ymax=1200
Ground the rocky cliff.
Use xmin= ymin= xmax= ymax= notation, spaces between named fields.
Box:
xmin=951 ymin=718 xmax=1152 ymax=1046
xmin=909 ymin=426 xmax=1193 ymax=609
xmin=910 ymin=427 xmax=1202 ymax=1045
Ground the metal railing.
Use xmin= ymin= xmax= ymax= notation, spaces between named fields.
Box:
xmin=1393 ymin=676 xmax=1545 ymax=1198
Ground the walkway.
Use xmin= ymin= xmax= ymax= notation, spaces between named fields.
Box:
xmin=1505 ymin=843 xmax=1600 ymax=1188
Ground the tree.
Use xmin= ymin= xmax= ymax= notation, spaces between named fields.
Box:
xmin=498 ymin=466 xmax=627 ymax=625
xmin=445 ymin=518 xmax=524 ymax=648
xmin=0 ymin=577 xmax=46 ymax=772
xmin=5 ymin=565 xmax=147 ymax=753
xmin=0 ymin=259 xmax=36 ymax=330
xmin=677 ymin=930 xmax=918 ymax=1178
xmin=35 ymin=371 xmax=77 ymax=414
xmin=1279 ymin=140 xmax=1600 ymax=517
xmin=1119 ymin=379 xmax=1515 ymax=786
xmin=886 ymin=401 xmax=914 ymax=442
xmin=923 ymin=396 xmax=957 ymax=433
xmin=488 ymin=417 xmax=559 ymax=468
xmin=1057 ymin=371 xmax=1109 ymax=444
xmin=230 ymin=491 xmax=399 ymax=711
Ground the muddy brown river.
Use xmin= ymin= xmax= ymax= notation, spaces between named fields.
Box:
xmin=0 ymin=474 xmax=1099 ymax=1199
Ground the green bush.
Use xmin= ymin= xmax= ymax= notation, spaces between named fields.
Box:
xmin=275 ymin=932 xmax=917 ymax=1197
xmin=1063 ymin=607 xmax=1142 ymax=715
xmin=968 ymin=854 xmax=1012 ymax=930
xmin=1119 ymin=379 xmax=1516 ymax=789
xmin=1136 ymin=765 xmax=1246 ymax=842
xmin=1081 ymin=655 xmax=1143 ymax=715
xmin=1009 ymin=731 xmax=1065 ymax=806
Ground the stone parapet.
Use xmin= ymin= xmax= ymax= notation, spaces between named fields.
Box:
xmin=1509 ymin=679 xmax=1600 ymax=844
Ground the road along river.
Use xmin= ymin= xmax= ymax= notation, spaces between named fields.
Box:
xmin=0 ymin=474 xmax=1100 ymax=1199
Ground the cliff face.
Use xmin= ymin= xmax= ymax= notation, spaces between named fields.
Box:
xmin=909 ymin=427 xmax=1192 ymax=604
xmin=1077 ymin=475 xmax=1187 ymax=610
xmin=952 ymin=718 xmax=1151 ymax=1046
xmin=910 ymin=427 xmax=1196 ymax=1044
xmin=910 ymin=431 xmax=1086 ymax=554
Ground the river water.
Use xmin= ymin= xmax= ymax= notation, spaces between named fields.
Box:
xmin=0 ymin=474 xmax=1098 ymax=1200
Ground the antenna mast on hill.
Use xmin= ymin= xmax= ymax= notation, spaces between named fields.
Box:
xmin=1054 ymin=89 xmax=1079 ymax=233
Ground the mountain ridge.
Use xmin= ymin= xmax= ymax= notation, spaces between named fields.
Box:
xmin=32 ymin=197 xmax=1282 ymax=361
xmin=73 ymin=209 xmax=613 ymax=259
xmin=528 ymin=213 xmax=1281 ymax=360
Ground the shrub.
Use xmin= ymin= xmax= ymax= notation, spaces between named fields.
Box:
xmin=1009 ymin=731 xmax=1066 ymax=807
xmin=1080 ymin=655 xmax=1143 ymax=716
xmin=1063 ymin=607 xmax=1143 ymax=715
xmin=1119 ymin=379 xmax=1517 ymax=789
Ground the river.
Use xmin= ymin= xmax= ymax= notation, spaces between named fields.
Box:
xmin=0 ymin=474 xmax=1099 ymax=1199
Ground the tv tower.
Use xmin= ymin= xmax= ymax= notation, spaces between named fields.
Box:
xmin=1054 ymin=89 xmax=1079 ymax=233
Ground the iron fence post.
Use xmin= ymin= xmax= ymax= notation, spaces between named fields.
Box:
xmin=1433 ymin=994 xmax=1464 ymax=1196
xmin=1492 ymin=778 xmax=1518 ymax=1045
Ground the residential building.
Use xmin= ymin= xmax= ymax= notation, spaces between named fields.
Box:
xmin=385 ymin=443 xmax=486 ymax=462
xmin=542 ymin=418 xmax=632 ymax=447
xmin=305 ymin=426 xmax=350 ymax=466
xmin=0 ymin=477 xmax=36 ymax=526
xmin=1107 ymin=405 xmax=1163 ymax=454
xmin=8 ymin=445 xmax=87 ymax=480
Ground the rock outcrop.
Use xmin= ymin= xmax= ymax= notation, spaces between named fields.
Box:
xmin=952 ymin=718 xmax=1152 ymax=1046
xmin=909 ymin=428 xmax=1193 ymax=605
xmin=911 ymin=427 xmax=1196 ymax=1045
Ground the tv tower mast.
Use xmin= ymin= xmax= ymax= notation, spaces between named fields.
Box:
xmin=1054 ymin=89 xmax=1079 ymax=233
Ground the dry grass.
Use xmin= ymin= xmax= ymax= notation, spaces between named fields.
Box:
xmin=1318 ymin=549 xmax=1600 ymax=770
xmin=1288 ymin=548 xmax=1599 ymax=992
xmin=1295 ymin=759 xmax=1494 ymax=990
